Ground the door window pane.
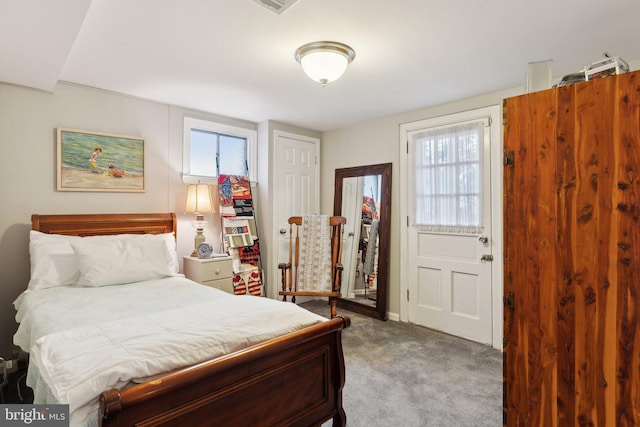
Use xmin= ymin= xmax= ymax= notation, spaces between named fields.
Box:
xmin=413 ymin=120 xmax=485 ymax=233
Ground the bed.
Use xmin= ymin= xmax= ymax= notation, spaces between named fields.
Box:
xmin=15 ymin=213 xmax=350 ymax=427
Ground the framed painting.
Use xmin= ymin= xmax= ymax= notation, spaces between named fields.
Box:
xmin=57 ymin=128 xmax=145 ymax=192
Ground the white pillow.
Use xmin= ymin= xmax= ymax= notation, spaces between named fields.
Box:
xmin=159 ymin=232 xmax=179 ymax=275
xmin=28 ymin=231 xmax=81 ymax=291
xmin=27 ymin=231 xmax=179 ymax=291
xmin=70 ymin=235 xmax=174 ymax=287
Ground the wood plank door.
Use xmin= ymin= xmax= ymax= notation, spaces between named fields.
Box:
xmin=503 ymin=70 xmax=640 ymax=426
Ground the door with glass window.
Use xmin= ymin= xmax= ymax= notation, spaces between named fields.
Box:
xmin=406 ymin=113 xmax=495 ymax=345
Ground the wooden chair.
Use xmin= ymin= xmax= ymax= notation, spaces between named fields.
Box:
xmin=278 ymin=216 xmax=346 ymax=318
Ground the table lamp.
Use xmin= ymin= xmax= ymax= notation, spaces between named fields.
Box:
xmin=185 ymin=184 xmax=214 ymax=256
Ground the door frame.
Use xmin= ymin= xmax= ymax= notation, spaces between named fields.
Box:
xmin=399 ymin=105 xmax=503 ymax=349
xmin=270 ymin=130 xmax=320 ymax=300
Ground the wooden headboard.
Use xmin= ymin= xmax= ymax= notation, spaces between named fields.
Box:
xmin=31 ymin=213 xmax=177 ymax=238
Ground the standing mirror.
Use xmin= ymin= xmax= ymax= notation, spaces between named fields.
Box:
xmin=334 ymin=163 xmax=391 ymax=320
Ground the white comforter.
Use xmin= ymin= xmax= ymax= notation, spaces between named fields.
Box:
xmin=14 ymin=277 xmax=325 ymax=423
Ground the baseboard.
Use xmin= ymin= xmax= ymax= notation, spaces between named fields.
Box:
xmin=388 ymin=311 xmax=399 ymax=322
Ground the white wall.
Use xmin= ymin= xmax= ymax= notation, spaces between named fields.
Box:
xmin=0 ymin=82 xmax=258 ymax=358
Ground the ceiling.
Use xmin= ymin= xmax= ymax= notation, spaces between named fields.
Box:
xmin=1 ymin=0 xmax=639 ymax=132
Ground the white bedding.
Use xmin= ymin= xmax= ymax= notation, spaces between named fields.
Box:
xmin=13 ymin=277 xmax=326 ymax=425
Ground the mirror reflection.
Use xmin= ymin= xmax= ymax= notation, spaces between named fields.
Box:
xmin=334 ymin=163 xmax=391 ymax=320
xmin=340 ymin=175 xmax=382 ymax=307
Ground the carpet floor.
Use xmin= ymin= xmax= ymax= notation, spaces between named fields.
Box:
xmin=302 ymin=301 xmax=503 ymax=427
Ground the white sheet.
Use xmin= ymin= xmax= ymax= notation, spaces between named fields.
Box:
xmin=13 ymin=277 xmax=326 ymax=423
xmin=14 ymin=276 xmax=217 ymax=351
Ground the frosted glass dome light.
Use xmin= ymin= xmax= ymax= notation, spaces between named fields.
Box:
xmin=295 ymin=41 xmax=355 ymax=87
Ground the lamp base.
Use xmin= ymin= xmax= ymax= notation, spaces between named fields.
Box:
xmin=192 ymin=228 xmax=206 ymax=257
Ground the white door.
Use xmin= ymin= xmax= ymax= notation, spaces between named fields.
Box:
xmin=272 ymin=131 xmax=319 ymax=301
xmin=402 ymin=107 xmax=499 ymax=345
xmin=340 ymin=176 xmax=364 ymax=299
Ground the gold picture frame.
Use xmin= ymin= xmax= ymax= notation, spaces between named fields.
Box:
xmin=57 ymin=128 xmax=145 ymax=192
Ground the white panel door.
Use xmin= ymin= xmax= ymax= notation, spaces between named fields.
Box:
xmin=340 ymin=176 xmax=364 ymax=299
xmin=410 ymin=232 xmax=492 ymax=343
xmin=272 ymin=131 xmax=319 ymax=301
xmin=404 ymin=108 xmax=498 ymax=345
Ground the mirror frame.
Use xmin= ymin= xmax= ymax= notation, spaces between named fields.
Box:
xmin=333 ymin=162 xmax=391 ymax=320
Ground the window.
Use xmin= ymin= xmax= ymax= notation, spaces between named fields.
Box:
xmin=411 ymin=119 xmax=486 ymax=234
xmin=182 ymin=117 xmax=257 ymax=185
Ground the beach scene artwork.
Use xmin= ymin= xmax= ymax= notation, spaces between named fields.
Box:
xmin=57 ymin=128 xmax=144 ymax=192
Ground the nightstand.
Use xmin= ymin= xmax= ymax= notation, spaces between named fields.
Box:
xmin=183 ymin=256 xmax=234 ymax=294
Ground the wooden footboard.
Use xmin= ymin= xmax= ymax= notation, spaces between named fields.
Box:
xmin=100 ymin=315 xmax=350 ymax=427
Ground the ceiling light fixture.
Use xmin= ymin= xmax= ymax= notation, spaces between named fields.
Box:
xmin=294 ymin=41 xmax=356 ymax=87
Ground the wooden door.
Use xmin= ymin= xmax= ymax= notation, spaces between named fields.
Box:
xmin=503 ymin=70 xmax=640 ymax=426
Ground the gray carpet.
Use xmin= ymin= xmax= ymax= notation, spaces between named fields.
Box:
xmin=301 ymin=301 xmax=503 ymax=427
